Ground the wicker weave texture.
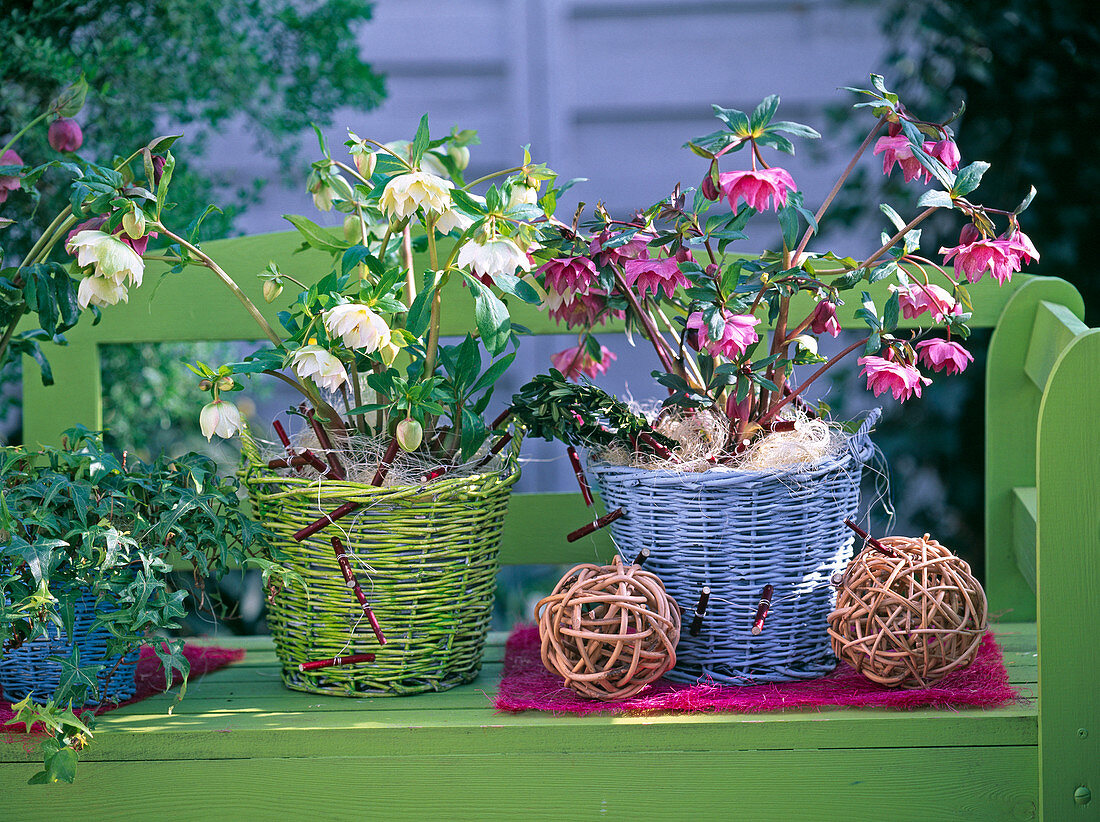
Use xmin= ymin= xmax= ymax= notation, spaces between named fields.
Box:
xmin=588 ymin=410 xmax=879 ymax=685
xmin=242 ymin=434 xmax=519 ymax=697
xmin=536 ymin=555 xmax=680 ymax=700
xmin=828 ymin=534 xmax=988 ymax=688
xmin=0 ymin=590 xmax=138 ymax=704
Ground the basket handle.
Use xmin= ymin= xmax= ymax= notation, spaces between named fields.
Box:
xmin=847 ymin=407 xmax=882 ymax=464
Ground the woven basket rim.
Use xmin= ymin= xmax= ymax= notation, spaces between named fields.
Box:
xmin=240 ymin=427 xmax=522 ymax=503
xmin=586 ymin=408 xmax=879 ymax=487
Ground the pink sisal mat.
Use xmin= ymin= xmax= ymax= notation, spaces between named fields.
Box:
xmin=495 ymin=624 xmax=1018 ymax=715
xmin=0 ymin=643 xmax=245 ymax=732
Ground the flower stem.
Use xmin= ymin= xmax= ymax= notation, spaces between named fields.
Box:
xmin=611 ymin=266 xmax=692 ymax=387
xmin=0 ymin=112 xmax=49 ymax=158
xmin=157 ymin=224 xmax=283 ymax=348
xmin=793 ymin=116 xmax=886 ymax=261
xmin=759 ymin=335 xmax=870 ymax=425
xmin=861 ymin=207 xmax=939 ymax=271
xmin=465 ymin=165 xmax=526 ymax=189
xmin=422 ymin=217 xmax=441 ymax=379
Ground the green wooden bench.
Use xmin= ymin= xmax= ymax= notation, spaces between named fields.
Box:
xmin=4 ymin=232 xmax=1098 ymax=820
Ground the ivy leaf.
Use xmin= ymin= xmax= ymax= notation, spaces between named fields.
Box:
xmin=49 ymin=646 xmax=102 ymax=706
xmin=45 ymin=746 xmax=78 ymax=784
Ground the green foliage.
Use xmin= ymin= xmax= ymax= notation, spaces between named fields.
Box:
xmin=0 ymin=426 xmax=283 ymax=782
xmin=0 ymin=0 xmax=386 ymax=252
xmin=509 ymin=372 xmax=677 ymax=455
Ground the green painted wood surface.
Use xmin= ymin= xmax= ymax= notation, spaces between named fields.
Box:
xmin=0 ymin=624 xmax=1039 ymax=820
xmin=0 ymin=748 xmax=1038 ymax=821
xmin=1012 ymin=487 xmax=1037 ymax=593
xmin=1036 ymin=329 xmax=1100 ymax=820
xmin=985 ymin=277 xmax=1085 ymax=622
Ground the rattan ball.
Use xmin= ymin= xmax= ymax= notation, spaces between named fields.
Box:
xmin=827 ymin=534 xmax=988 ymax=688
xmin=535 ymin=555 xmax=680 ymax=700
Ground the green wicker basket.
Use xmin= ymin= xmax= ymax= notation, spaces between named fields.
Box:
xmin=241 ymin=432 xmax=519 ymax=697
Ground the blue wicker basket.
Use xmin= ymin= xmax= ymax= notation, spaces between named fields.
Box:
xmin=588 ymin=409 xmax=879 ymax=685
xmin=0 ymin=590 xmax=139 ymax=705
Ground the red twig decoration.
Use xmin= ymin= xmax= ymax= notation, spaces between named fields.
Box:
xmin=751 ymin=583 xmax=774 ymax=635
xmin=844 ymin=519 xmax=898 ymax=558
xmin=372 ymin=438 xmax=400 ymax=486
xmin=689 ymin=587 xmax=710 ymax=636
xmin=299 ymin=653 xmax=375 ymax=672
xmin=306 ymin=408 xmax=346 ymax=481
xmin=567 ymin=507 xmax=624 ymax=543
xmin=567 ymin=446 xmax=594 ymax=506
xmin=294 ymin=501 xmax=360 ymax=542
xmin=331 ymin=537 xmax=387 ymax=646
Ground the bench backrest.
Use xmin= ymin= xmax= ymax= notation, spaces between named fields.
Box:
xmin=15 ymin=229 xmax=1087 ymax=571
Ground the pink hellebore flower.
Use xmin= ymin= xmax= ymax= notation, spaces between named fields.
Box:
xmin=916 ymin=339 xmax=973 ymax=376
xmin=48 ymin=118 xmax=84 ymax=152
xmin=809 ymin=300 xmax=841 ymax=338
xmin=873 ymin=136 xmax=925 ymax=183
xmin=686 ymin=310 xmax=760 ymax=359
xmin=940 ymin=238 xmax=1025 ymax=285
xmin=588 ymin=230 xmax=650 ymax=268
xmin=890 ymin=282 xmax=958 ymax=323
xmin=621 ymin=256 xmax=689 ymax=300
xmin=924 ymin=138 xmax=961 ymax=174
xmin=539 ymin=256 xmax=598 ymax=294
xmin=718 ymin=167 xmax=797 ymax=212
xmin=1004 ymin=228 xmax=1040 ymax=267
xmin=551 ymin=344 xmax=617 ymax=381
xmin=858 ymin=356 xmax=931 ymax=402
xmin=546 ymin=290 xmax=619 ymax=329
xmin=0 ymin=149 xmax=23 ymax=203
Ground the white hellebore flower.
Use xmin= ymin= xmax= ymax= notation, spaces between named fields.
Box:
xmin=66 ymin=230 xmax=144 ymax=287
xmin=506 ymin=184 xmax=538 ymax=210
xmin=433 ymin=207 xmax=473 ymax=235
xmin=199 ymin=399 xmax=244 ymax=441
xmin=77 ymin=275 xmax=129 ymax=308
xmin=456 ymin=237 xmax=531 ymax=285
xmin=379 ymin=171 xmax=453 ymax=220
xmin=323 ymin=303 xmax=391 ymax=353
xmin=292 ymin=345 xmax=349 ymax=393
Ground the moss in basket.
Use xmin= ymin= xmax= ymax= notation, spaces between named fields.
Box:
xmin=516 ymin=75 xmax=1039 ymax=466
xmin=0 ymin=426 xmax=289 ymax=784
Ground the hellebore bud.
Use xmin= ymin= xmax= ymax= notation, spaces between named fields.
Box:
xmin=701 ymin=173 xmax=719 ymax=201
xmin=48 ymin=119 xmax=84 ymax=152
xmin=262 ymin=279 xmax=283 ymax=303
xmin=447 ymin=144 xmax=470 ymax=171
xmin=396 ymin=417 xmax=423 ymax=452
xmin=122 ymin=209 xmax=145 ymax=239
